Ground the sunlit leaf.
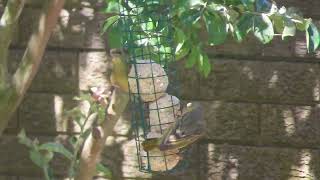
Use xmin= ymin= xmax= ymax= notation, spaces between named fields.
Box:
xmin=282 ymin=18 xmax=296 ymax=39
xmin=101 ymin=15 xmax=120 ymax=35
xmin=185 ymin=46 xmax=200 ymax=68
xmin=253 ymin=14 xmax=274 ymax=44
xmin=180 ymin=9 xmax=201 ymax=27
xmin=107 ymin=20 xmax=123 ymax=48
xmin=29 ymin=150 xmax=45 ymax=167
xmin=17 ymin=129 xmax=33 ymax=148
xmin=306 ymin=22 xmax=320 ymax=52
xmin=272 ymin=15 xmax=284 ymax=33
xmin=174 ymin=26 xmax=187 ymax=55
xmin=236 ymin=13 xmax=254 ymax=39
xmin=296 ymin=18 xmax=310 ymax=31
xmin=201 ymin=54 xmax=211 ymax=77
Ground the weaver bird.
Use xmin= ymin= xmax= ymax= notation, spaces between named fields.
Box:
xmin=141 ymin=102 xmax=205 ymax=152
xmin=109 ymin=48 xmax=129 ymax=92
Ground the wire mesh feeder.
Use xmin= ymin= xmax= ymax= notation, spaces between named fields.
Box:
xmin=119 ymin=0 xmax=188 ymax=173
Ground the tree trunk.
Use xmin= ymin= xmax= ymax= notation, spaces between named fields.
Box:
xmin=0 ymin=0 xmax=65 ymax=135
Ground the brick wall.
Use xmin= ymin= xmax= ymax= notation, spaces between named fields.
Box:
xmin=0 ymin=0 xmax=320 ymax=179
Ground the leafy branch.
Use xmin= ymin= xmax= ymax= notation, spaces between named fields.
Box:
xmin=18 ymin=92 xmax=112 ymax=180
xmin=101 ymin=0 xmax=320 ymax=77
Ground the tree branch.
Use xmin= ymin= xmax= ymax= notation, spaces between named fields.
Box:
xmin=0 ymin=0 xmax=65 ymax=135
xmin=0 ymin=0 xmax=26 ymax=90
xmin=75 ymin=88 xmax=129 ymax=180
xmin=75 ymin=47 xmax=130 ymax=179
xmin=13 ymin=0 xmax=65 ymax=93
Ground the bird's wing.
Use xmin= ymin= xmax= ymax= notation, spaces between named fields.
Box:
xmin=159 ymin=133 xmax=204 ymax=151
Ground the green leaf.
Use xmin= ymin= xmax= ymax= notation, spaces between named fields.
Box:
xmin=201 ymin=54 xmax=211 ymax=77
xmin=204 ymin=13 xmax=228 ymax=45
xmin=176 ymin=44 xmax=190 ymax=60
xmin=97 ymin=107 xmax=106 ymax=124
xmin=104 ymin=1 xmax=121 ymax=13
xmin=282 ymin=18 xmax=296 ymax=39
xmin=253 ymin=14 xmax=274 ymax=44
xmin=174 ymin=27 xmax=187 ymax=53
xmin=296 ymin=18 xmax=310 ymax=31
xmin=101 ymin=15 xmax=120 ymax=35
xmin=236 ymin=14 xmax=255 ymax=39
xmin=180 ymin=9 xmax=201 ymax=27
xmin=42 ymin=151 xmax=54 ymax=164
xmin=39 ymin=143 xmax=73 ymax=160
xmin=206 ymin=3 xmax=226 ymax=12
xmin=107 ymin=20 xmax=123 ymax=48
xmin=233 ymin=26 xmax=244 ymax=42
xmin=29 ymin=150 xmax=46 ymax=167
xmin=140 ymin=18 xmax=154 ymax=31
xmin=176 ymin=42 xmax=184 ymax=53
xmin=241 ymin=0 xmax=254 ymax=7
xmin=185 ymin=46 xmax=200 ymax=68
xmin=68 ymin=136 xmax=78 ymax=148
xmin=96 ymin=163 xmax=112 ymax=178
xmin=80 ymin=128 xmax=92 ymax=140
xmin=306 ymin=22 xmax=320 ymax=53
xmin=189 ymin=0 xmax=205 ymax=8
xmin=272 ymin=15 xmax=284 ymax=33
xmin=17 ymin=129 xmax=33 ymax=148
xmin=196 ymin=52 xmax=211 ymax=77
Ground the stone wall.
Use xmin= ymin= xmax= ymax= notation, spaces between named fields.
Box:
xmin=0 ymin=0 xmax=320 ymax=179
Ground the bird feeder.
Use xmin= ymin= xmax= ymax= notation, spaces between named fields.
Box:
xmin=119 ymin=0 xmax=185 ymax=173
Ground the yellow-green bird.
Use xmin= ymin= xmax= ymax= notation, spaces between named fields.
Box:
xmin=142 ymin=102 xmax=205 ymax=152
xmin=109 ymin=48 xmax=129 ymax=93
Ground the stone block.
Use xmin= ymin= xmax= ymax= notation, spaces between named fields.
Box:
xmin=262 ymin=36 xmax=295 ymax=58
xmin=79 ymin=51 xmax=109 ymax=91
xmin=203 ymin=101 xmax=259 ymax=141
xmin=293 ymin=32 xmax=320 ymax=59
xmin=199 ymin=59 xmax=242 ymax=101
xmin=19 ymin=93 xmax=76 ymax=134
xmin=30 ymin=51 xmax=78 ymax=94
xmin=16 ymin=8 xmax=41 ymax=47
xmin=0 ymin=136 xmax=41 ymax=176
xmin=8 ymin=50 xmax=78 ymax=94
xmin=238 ymin=61 xmax=320 ymax=104
xmin=200 ymin=59 xmax=320 ymax=104
xmin=0 ymin=176 xmax=17 ymax=180
xmin=101 ymin=136 xmax=200 ymax=180
xmin=278 ymin=0 xmax=320 ymax=18
xmin=203 ymin=33 xmax=263 ymax=57
xmin=18 ymin=1 xmax=107 ymax=49
xmin=169 ymin=61 xmax=200 ymax=100
xmin=260 ymin=104 xmax=320 ymax=147
xmin=0 ymin=135 xmax=70 ymax=177
xmin=5 ymin=113 xmax=18 ymax=131
xmin=200 ymin=144 xmax=320 ymax=180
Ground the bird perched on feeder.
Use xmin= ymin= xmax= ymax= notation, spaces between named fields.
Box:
xmin=109 ymin=48 xmax=130 ymax=92
xmin=141 ymin=102 xmax=205 ymax=152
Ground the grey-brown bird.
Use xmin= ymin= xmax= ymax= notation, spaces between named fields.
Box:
xmin=141 ymin=102 xmax=205 ymax=152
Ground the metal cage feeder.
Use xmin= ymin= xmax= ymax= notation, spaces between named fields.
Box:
xmin=118 ymin=0 xmax=188 ymax=173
